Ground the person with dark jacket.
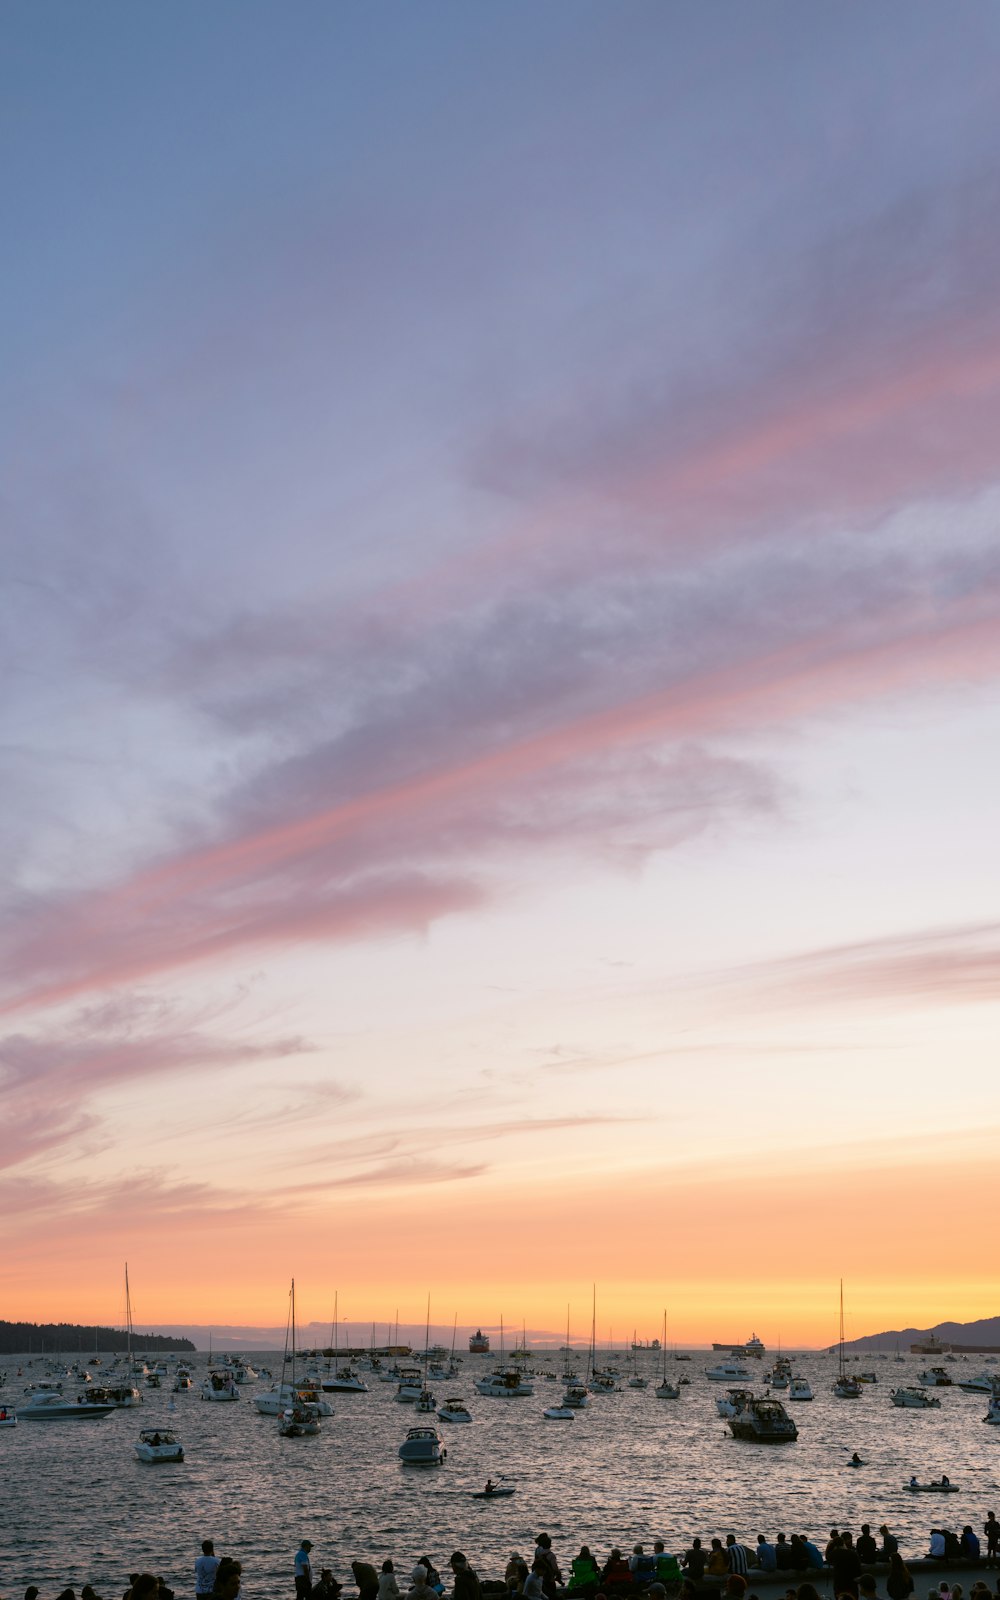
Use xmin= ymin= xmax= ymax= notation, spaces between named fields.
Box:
xmin=448 ymin=1555 xmax=481 ymax=1600
xmin=886 ymin=1555 xmax=914 ymax=1600
xmin=775 ymin=1537 xmax=796 ymax=1571
xmin=857 ymin=1528 xmax=878 ymax=1565
xmin=352 ymin=1566 xmax=379 ymax=1600
xmin=830 ymin=1540 xmax=862 ymax=1599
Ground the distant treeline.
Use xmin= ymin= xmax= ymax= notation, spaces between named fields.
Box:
xmin=0 ymin=1320 xmax=195 ymax=1355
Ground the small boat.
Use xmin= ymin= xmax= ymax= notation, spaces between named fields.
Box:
xmin=201 ymin=1372 xmax=239 ymax=1402
xmin=543 ymin=1404 xmax=574 ymax=1419
xmin=984 ymin=1394 xmax=1000 ymax=1425
xmin=279 ymin=1405 xmax=320 ymax=1437
xmin=833 ymin=1282 xmax=863 ymax=1398
xmin=562 ymin=1383 xmax=589 ymax=1408
xmin=437 ymin=1398 xmax=472 ymax=1423
xmin=904 ymin=1479 xmax=959 ymax=1492
xmin=415 ymin=1388 xmax=437 ymax=1413
xmin=788 ymin=1378 xmax=813 ymax=1401
xmin=918 ymin=1367 xmax=954 ymax=1387
xmin=892 ymin=1387 xmax=941 ymax=1409
xmin=471 ymin=1482 xmax=515 ymax=1498
xmin=321 ymin=1366 xmax=368 ymax=1393
xmin=654 ymin=1313 xmax=680 ymax=1398
xmin=394 ymin=1366 xmax=425 ymax=1402
xmin=727 ymin=1394 xmax=798 ymax=1442
xmin=0 ymin=1409 xmax=17 ymax=1427
xmin=398 ymin=1425 xmax=446 ymax=1464
xmin=135 ymin=1428 xmax=184 ymax=1461
xmin=958 ymin=1372 xmax=996 ymax=1393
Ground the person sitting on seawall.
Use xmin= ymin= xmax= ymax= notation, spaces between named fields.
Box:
xmin=962 ymin=1529 xmax=981 ymax=1561
xmin=706 ymin=1543 xmax=729 ymax=1578
xmin=786 ymin=1538 xmax=810 ymax=1574
xmin=798 ymin=1538 xmax=823 ymax=1572
xmin=682 ymin=1542 xmax=707 ymax=1583
xmin=416 ymin=1560 xmax=444 ymax=1598
xmin=756 ymin=1540 xmax=776 ymax=1574
xmin=928 ymin=1533 xmax=947 ymax=1560
xmin=774 ymin=1537 xmax=796 ymax=1572
xmin=505 ymin=1559 xmax=529 ymax=1599
xmin=856 ymin=1527 xmax=878 ymax=1566
xmin=313 ymin=1573 xmax=341 ymax=1600
xmin=652 ymin=1544 xmax=682 ymax=1584
xmin=600 ymin=1550 xmax=633 ymax=1592
xmin=943 ymin=1532 xmax=964 ymax=1561
xmin=378 ymin=1564 xmax=400 ymax=1600
xmin=629 ymin=1548 xmax=657 ymax=1590
xmin=881 ymin=1530 xmax=900 ymax=1561
xmin=859 ymin=1577 xmax=878 ymax=1600
xmin=566 ymin=1549 xmax=600 ymax=1597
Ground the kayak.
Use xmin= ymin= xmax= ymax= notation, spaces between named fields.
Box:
xmin=471 ymin=1486 xmax=516 ymax=1498
xmin=848 ymin=1460 xmax=865 ymax=1468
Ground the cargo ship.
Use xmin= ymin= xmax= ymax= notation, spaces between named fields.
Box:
xmin=468 ymin=1328 xmax=490 ymax=1354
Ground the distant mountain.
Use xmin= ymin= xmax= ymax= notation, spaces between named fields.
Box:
xmin=0 ymin=1319 xmax=195 ymax=1355
xmin=842 ymin=1315 xmax=1000 ymax=1352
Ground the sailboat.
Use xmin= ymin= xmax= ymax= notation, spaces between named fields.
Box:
xmin=588 ymin=1288 xmax=620 ymax=1393
xmin=279 ymin=1280 xmax=320 ymax=1436
xmin=832 ymin=1281 xmax=863 ymax=1399
xmin=655 ymin=1311 xmax=680 ymax=1399
xmin=628 ymin=1329 xmax=649 ymax=1389
xmin=322 ymin=1291 xmax=368 ymax=1392
xmin=415 ymin=1296 xmax=437 ymax=1412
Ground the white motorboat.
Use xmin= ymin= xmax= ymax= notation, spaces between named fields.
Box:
xmin=892 ymin=1387 xmax=941 ymax=1408
xmin=321 ymin=1366 xmax=369 ymax=1393
xmin=20 ymin=1392 xmax=115 ymax=1420
xmin=706 ymin=1361 xmax=750 ymax=1382
xmin=716 ymin=1387 xmax=753 ymax=1418
xmin=562 ymin=1383 xmax=589 ymax=1408
xmin=475 ymin=1367 xmax=534 ymax=1398
xmin=437 ymin=1397 xmax=472 ymax=1422
xmin=728 ymin=1394 xmax=798 ymax=1441
xmin=173 ymin=1375 xmax=192 ymax=1392
xmin=255 ymin=1382 xmax=300 ymax=1416
xmin=958 ymin=1372 xmax=996 ymax=1393
xmin=394 ymin=1366 xmax=424 ymax=1402
xmin=918 ymin=1367 xmax=953 ymax=1387
xmin=415 ymin=1388 xmax=437 ymax=1413
xmin=543 ymin=1404 xmax=575 ymax=1419
xmin=135 ymin=1428 xmax=184 ymax=1461
xmin=201 ymin=1372 xmax=239 ymax=1402
xmin=788 ymin=1378 xmax=813 ymax=1401
xmin=398 ymin=1425 xmax=446 ymax=1464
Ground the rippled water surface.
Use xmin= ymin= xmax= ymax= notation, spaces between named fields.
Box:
xmin=3 ymin=1353 xmax=998 ymax=1597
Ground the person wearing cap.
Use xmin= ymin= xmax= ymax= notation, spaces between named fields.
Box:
xmin=295 ymin=1542 xmax=314 ymax=1600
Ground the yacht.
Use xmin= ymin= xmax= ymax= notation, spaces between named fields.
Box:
xmin=255 ymin=1381 xmax=300 ymax=1416
xmin=728 ymin=1394 xmax=798 ymax=1442
xmin=918 ymin=1367 xmax=953 ymax=1387
xmin=135 ymin=1428 xmax=184 ymax=1461
xmin=892 ymin=1387 xmax=941 ymax=1408
xmin=706 ymin=1360 xmax=751 ymax=1382
xmin=958 ymin=1372 xmax=996 ymax=1393
xmin=788 ymin=1378 xmax=813 ymax=1401
xmin=20 ymin=1391 xmax=115 ymax=1420
xmin=562 ymin=1383 xmax=589 ymax=1408
xmin=398 ymin=1425 xmax=446 ymax=1463
xmin=475 ymin=1366 xmax=534 ymax=1398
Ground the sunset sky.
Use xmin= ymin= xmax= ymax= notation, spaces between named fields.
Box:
xmin=3 ymin=4 xmax=999 ymax=1349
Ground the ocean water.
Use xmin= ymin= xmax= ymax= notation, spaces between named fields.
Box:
xmin=2 ymin=1352 xmax=998 ymax=1598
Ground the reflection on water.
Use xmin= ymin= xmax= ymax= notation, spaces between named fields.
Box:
xmin=2 ymin=1354 xmax=997 ymax=1596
